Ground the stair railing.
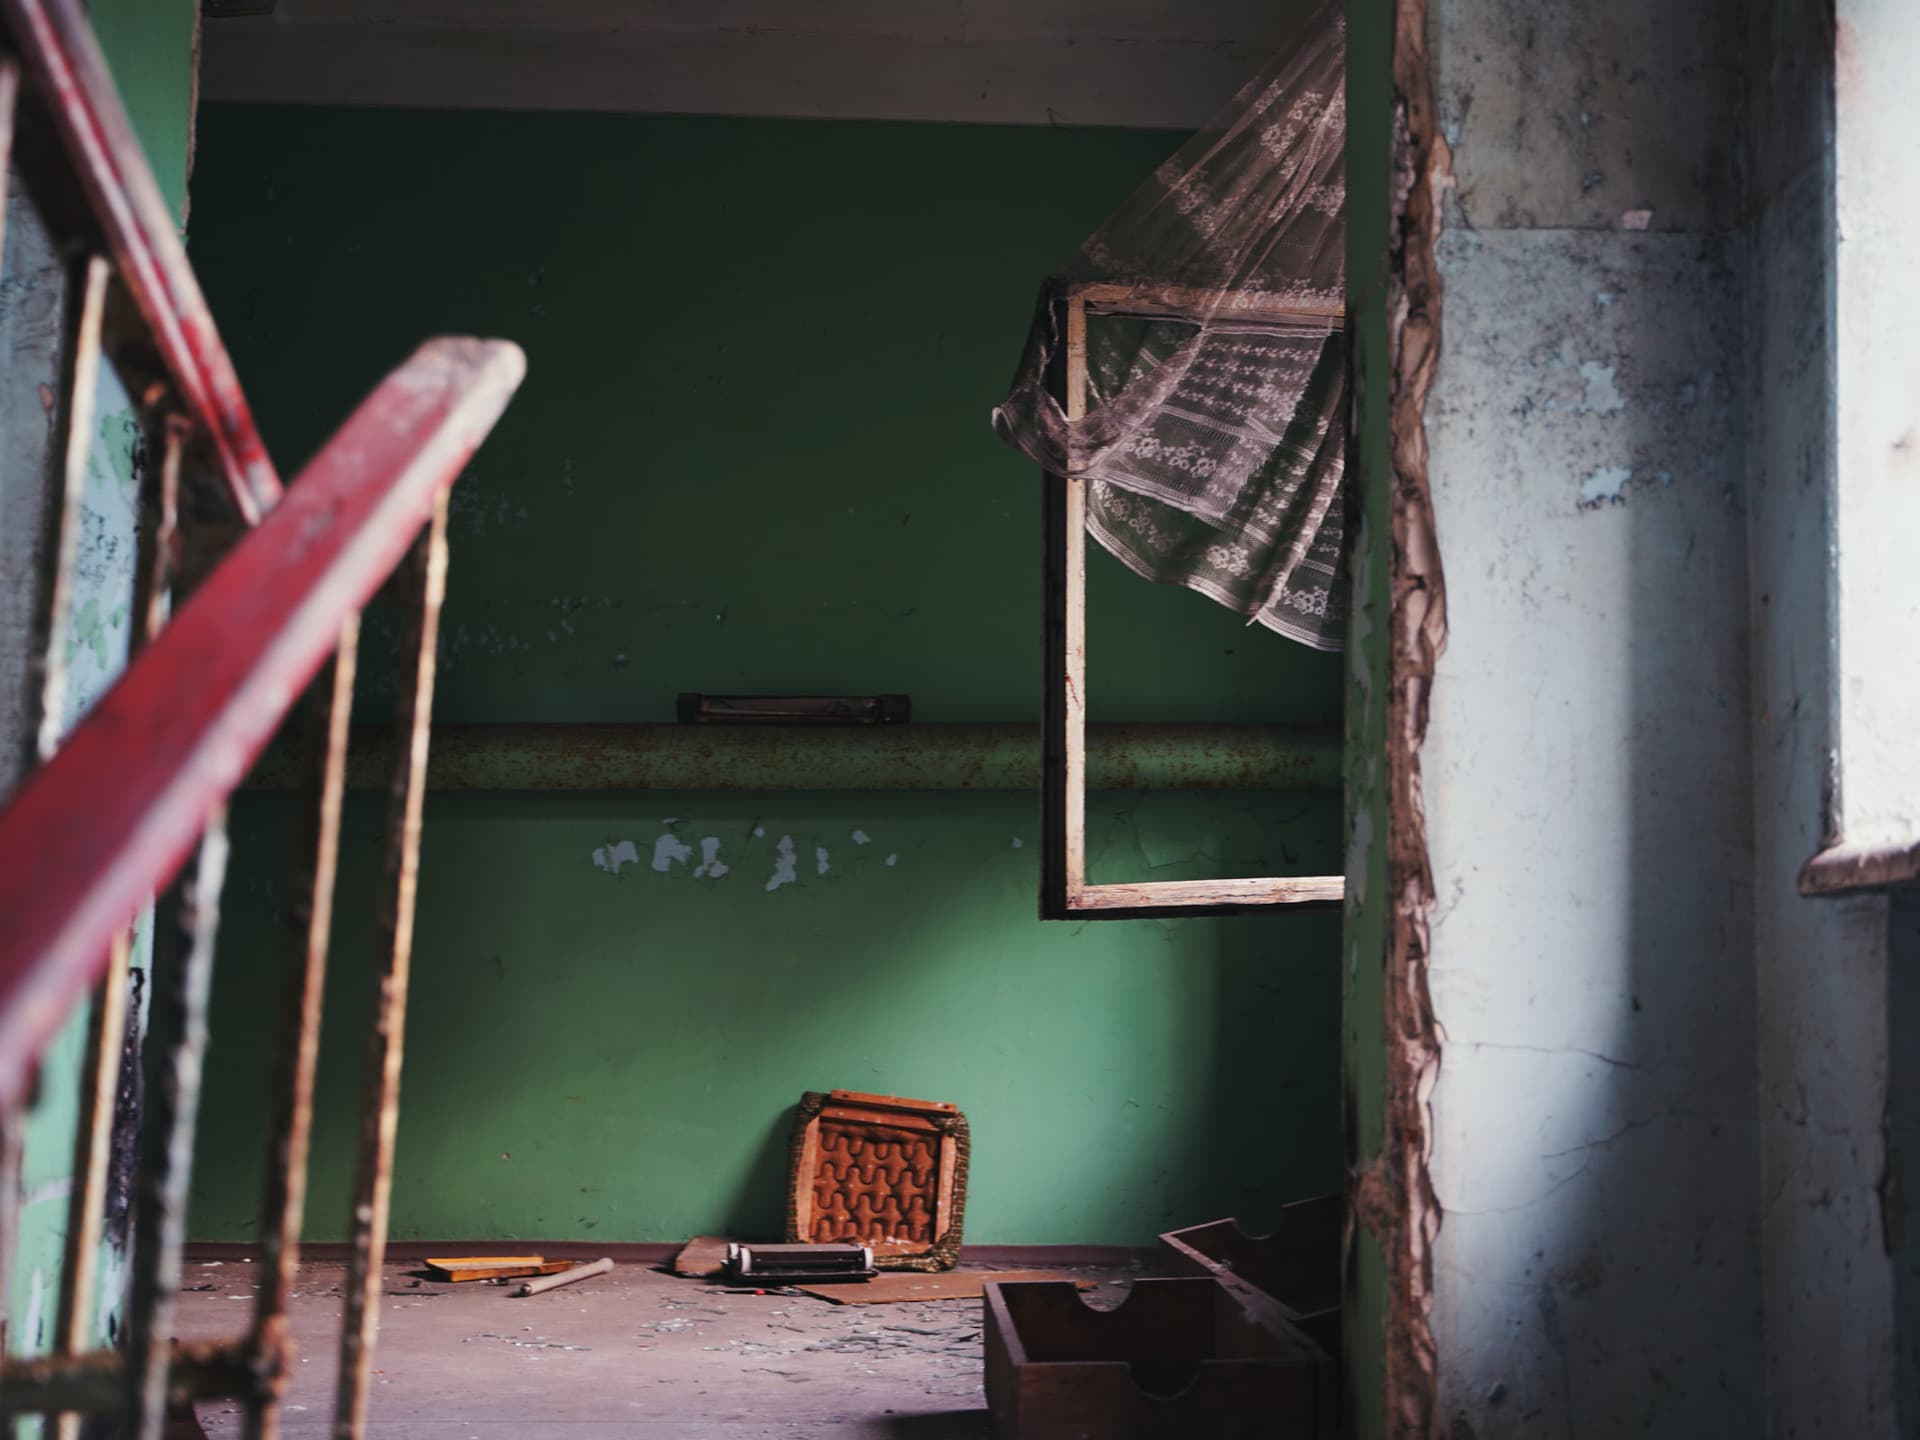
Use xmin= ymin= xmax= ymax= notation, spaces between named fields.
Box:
xmin=0 ymin=4 xmax=525 ymax=1436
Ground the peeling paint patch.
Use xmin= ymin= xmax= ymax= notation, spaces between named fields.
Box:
xmin=592 ymin=839 xmax=640 ymax=874
xmin=694 ymin=837 xmax=729 ymax=879
xmin=651 ymin=834 xmax=693 ymax=872
xmin=1011 ymin=836 xmax=1024 ymax=849
xmin=885 ymin=853 xmax=898 ymax=867
xmin=1349 ymin=541 xmax=1374 ymax=690
xmin=766 ymin=835 xmax=798 ymax=892
xmin=22 ymin=1177 xmax=72 ymax=1208
xmin=1577 ymin=361 xmax=1625 ymax=413
xmin=1578 ymin=466 xmax=1634 ymax=508
xmin=25 ymin=1266 xmax=44 ymax=1348
xmin=851 ymin=829 xmax=872 ymax=845
xmin=815 ymin=846 xmax=831 ymax=876
xmin=1347 ymin=806 xmax=1374 ymax=910
xmin=98 ymin=1244 xmax=126 ymax=1343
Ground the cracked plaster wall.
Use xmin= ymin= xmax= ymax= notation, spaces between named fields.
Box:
xmin=1420 ymin=0 xmax=1761 ymax=1435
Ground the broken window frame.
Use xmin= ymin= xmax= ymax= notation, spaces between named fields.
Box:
xmin=1039 ymin=282 xmax=1348 ymax=919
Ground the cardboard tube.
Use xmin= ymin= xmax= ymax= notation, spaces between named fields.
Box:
xmin=514 ymin=1257 xmax=613 ymax=1297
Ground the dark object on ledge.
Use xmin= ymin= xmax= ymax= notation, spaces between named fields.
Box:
xmin=787 ymin=1090 xmax=969 ymax=1272
xmin=677 ymin=693 xmax=911 ymax=725
xmin=1158 ymin=1195 xmax=1342 ymax=1356
xmin=725 ymin=1242 xmax=876 ymax=1286
xmin=984 ymin=1277 xmax=1333 ymax=1438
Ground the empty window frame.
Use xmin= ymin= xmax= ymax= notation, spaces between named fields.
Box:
xmin=1040 ymin=281 xmax=1347 ymax=919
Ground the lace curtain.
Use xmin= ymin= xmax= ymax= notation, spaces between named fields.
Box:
xmin=991 ymin=4 xmax=1348 ymax=651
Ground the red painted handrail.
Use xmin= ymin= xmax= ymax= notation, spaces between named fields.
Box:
xmin=0 ymin=338 xmax=525 ymax=1109
xmin=0 ymin=0 xmax=283 ymax=523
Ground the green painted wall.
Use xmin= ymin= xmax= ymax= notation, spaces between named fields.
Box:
xmin=91 ymin=0 xmax=198 ymax=227
xmin=184 ymin=106 xmax=1346 ymax=1246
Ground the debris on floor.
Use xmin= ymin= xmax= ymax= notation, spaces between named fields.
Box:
xmin=796 ymin=1268 xmax=1097 ymax=1306
xmin=670 ymin=1233 xmax=733 ymax=1277
xmin=727 ymin=1241 xmax=876 ymax=1286
xmin=423 ymin=1256 xmax=574 ymax=1283
xmin=984 ymin=1276 xmax=1332 ymax=1438
xmin=1158 ymin=1198 xmax=1343 ymax=1356
xmin=514 ymin=1255 xmax=613 ymax=1296
xmin=788 ymin=1089 xmax=969 ymax=1271
xmin=176 ymin=1256 xmax=1139 ymax=1436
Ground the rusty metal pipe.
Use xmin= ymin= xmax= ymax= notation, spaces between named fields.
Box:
xmin=335 ymin=497 xmax=451 ymax=1440
xmin=245 ymin=723 xmax=1341 ymax=794
xmin=249 ymin=619 xmax=359 ymax=1440
xmin=0 ymin=1335 xmax=275 ymax=1415
xmin=125 ymin=814 xmax=230 ymax=1440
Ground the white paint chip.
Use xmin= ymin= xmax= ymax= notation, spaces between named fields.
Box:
xmin=816 ymin=846 xmax=831 ymax=876
xmin=1347 ymin=808 xmax=1373 ymax=910
xmin=1578 ymin=466 xmax=1634 ymax=508
xmin=753 ymin=826 xmax=767 ymax=838
xmin=694 ymin=837 xmax=730 ymax=879
xmin=1577 ymin=361 xmax=1626 ymax=414
xmin=23 ymin=1177 xmax=72 ymax=1208
xmin=885 ymin=853 xmax=898 ymax=867
xmin=851 ymin=830 xmax=872 ymax=845
xmin=98 ymin=1246 xmax=126 ymax=1342
xmin=652 ymin=834 xmax=694 ymax=872
xmin=592 ymin=840 xmax=641 ymax=875
xmin=766 ymin=835 xmax=798 ymax=892
xmin=25 ymin=1267 xmax=44 ymax=1348
xmin=1011 ymin=837 xmax=1024 ymax=849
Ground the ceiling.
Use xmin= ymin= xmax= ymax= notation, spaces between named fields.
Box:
xmin=200 ymin=0 xmax=1321 ymax=129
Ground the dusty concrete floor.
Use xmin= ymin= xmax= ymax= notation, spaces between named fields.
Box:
xmin=176 ymin=1258 xmax=1136 ymax=1438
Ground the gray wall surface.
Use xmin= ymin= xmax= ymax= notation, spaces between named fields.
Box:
xmin=1420 ymin=1 xmax=1763 ymax=1434
xmin=1745 ymin=1 xmax=1897 ymax=1436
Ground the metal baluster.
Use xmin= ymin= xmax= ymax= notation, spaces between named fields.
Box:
xmin=334 ymin=494 xmax=450 ymax=1440
xmin=124 ymin=813 xmax=230 ymax=1440
xmin=48 ymin=937 xmax=127 ymax=1440
xmin=34 ymin=252 xmax=109 ymax=766
xmin=247 ymin=617 xmax=359 ymax=1440
xmin=50 ymin=414 xmax=182 ymax=1440
xmin=0 ymin=59 xmax=21 ymax=263
xmin=0 ymin=1100 xmax=25 ymax=1428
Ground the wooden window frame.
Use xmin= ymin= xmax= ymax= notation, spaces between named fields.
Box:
xmin=1041 ymin=281 xmax=1347 ymax=919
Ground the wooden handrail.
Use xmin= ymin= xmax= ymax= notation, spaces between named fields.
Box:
xmin=0 ymin=337 xmax=524 ymax=1110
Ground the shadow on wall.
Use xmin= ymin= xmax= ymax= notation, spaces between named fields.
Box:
xmin=722 ymin=1104 xmax=797 ymax=1240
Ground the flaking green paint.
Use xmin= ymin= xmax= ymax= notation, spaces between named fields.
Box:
xmin=88 ymin=0 xmax=197 ymax=228
xmin=183 ymin=106 xmax=1347 ymax=1246
xmin=5 ymin=0 xmax=194 ymax=1386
